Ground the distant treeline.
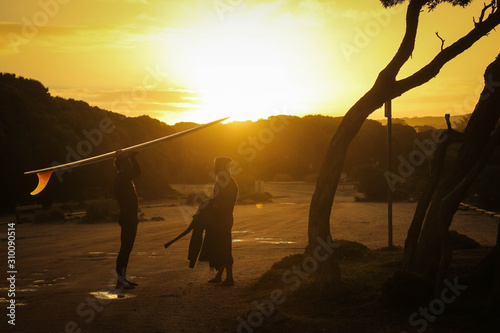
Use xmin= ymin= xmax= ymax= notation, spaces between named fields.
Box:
xmin=1 ymin=73 xmax=498 ymax=212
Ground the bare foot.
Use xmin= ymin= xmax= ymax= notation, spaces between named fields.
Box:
xmin=219 ymin=279 xmax=234 ymax=287
xmin=208 ymin=276 xmax=222 ymax=283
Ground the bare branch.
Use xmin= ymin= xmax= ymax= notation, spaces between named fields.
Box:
xmin=395 ymin=7 xmax=500 ymax=96
xmin=474 ymin=0 xmax=496 ymax=25
xmin=436 ymin=32 xmax=445 ymax=51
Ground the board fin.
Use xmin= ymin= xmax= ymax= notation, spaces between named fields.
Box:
xmin=30 ymin=171 xmax=54 ymax=195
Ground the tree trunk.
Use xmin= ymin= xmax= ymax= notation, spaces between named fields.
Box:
xmin=409 ymin=54 xmax=500 ymax=285
xmin=308 ymin=2 xmax=500 ymax=290
xmin=491 ymin=220 xmax=500 ymax=312
xmin=402 ymin=125 xmax=463 ymax=272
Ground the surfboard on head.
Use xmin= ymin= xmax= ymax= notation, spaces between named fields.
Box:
xmin=25 ymin=117 xmax=229 ymax=195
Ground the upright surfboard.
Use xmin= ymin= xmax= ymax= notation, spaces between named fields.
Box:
xmin=25 ymin=117 xmax=229 ymax=195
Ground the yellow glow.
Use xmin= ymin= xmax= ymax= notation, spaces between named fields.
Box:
xmin=2 ymin=1 xmax=500 ymax=124
xmin=161 ymin=19 xmax=343 ymax=123
xmin=190 ymin=35 xmax=302 ymax=122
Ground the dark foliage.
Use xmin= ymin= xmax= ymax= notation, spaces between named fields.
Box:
xmin=1 ymin=73 xmax=498 ymax=212
xmin=380 ymin=0 xmax=473 ymax=10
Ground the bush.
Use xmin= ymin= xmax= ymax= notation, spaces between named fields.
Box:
xmin=271 ymin=253 xmax=306 ymax=269
xmin=333 ymin=239 xmax=370 ymax=259
xmin=351 ymin=165 xmax=388 ymax=201
xmin=84 ymin=198 xmax=119 ymax=222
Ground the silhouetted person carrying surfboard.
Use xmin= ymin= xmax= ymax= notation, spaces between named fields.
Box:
xmin=114 ymin=152 xmax=141 ymax=289
xmin=164 ymin=157 xmax=238 ymax=286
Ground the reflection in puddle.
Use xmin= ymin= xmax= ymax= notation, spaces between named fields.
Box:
xmin=232 ymin=237 xmax=295 ymax=245
xmin=80 ymin=252 xmax=117 ymax=259
xmin=31 ymin=279 xmax=54 ymax=287
xmin=255 ymin=237 xmax=296 ymax=245
xmin=15 ymin=288 xmax=37 ymax=292
xmin=232 ymin=230 xmax=254 ymax=236
xmin=87 ymin=252 xmax=106 ymax=257
xmin=135 ymin=251 xmax=160 ymax=257
xmin=90 ymin=291 xmax=136 ymax=300
xmin=30 ymin=276 xmax=66 ymax=288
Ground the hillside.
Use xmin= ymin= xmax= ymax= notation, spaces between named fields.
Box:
xmin=1 ymin=73 xmax=498 ymax=212
xmin=0 ymin=73 xmax=181 ymax=210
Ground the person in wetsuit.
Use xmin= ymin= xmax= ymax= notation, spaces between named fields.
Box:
xmin=114 ymin=152 xmax=141 ymax=289
xmin=198 ymin=157 xmax=238 ymax=286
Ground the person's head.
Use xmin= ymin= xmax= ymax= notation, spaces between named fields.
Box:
xmin=114 ymin=156 xmax=134 ymax=177
xmin=213 ymin=157 xmax=232 ymax=175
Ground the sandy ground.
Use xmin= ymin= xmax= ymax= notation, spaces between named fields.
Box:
xmin=0 ymin=182 xmax=498 ymax=333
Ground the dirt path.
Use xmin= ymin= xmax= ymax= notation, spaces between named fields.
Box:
xmin=1 ymin=183 xmax=497 ymax=332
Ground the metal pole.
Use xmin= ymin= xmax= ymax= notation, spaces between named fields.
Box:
xmin=385 ymin=100 xmax=393 ymax=248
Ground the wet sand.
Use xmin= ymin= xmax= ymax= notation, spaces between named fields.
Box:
xmin=0 ymin=182 xmax=498 ymax=332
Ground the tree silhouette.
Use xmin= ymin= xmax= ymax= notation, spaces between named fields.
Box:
xmin=307 ymin=0 xmax=500 ymax=291
xmin=401 ymin=54 xmax=500 ymax=302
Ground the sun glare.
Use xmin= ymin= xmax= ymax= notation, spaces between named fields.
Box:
xmin=166 ymin=20 xmax=333 ymax=123
xmin=188 ymin=34 xmax=304 ymax=122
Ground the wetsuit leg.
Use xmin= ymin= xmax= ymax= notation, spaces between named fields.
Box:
xmin=116 ymin=223 xmax=138 ymax=283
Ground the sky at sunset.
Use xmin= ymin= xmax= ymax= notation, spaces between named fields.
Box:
xmin=1 ymin=0 xmax=499 ymax=125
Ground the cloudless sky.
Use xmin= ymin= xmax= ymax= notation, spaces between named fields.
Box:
xmin=1 ymin=0 xmax=499 ymax=125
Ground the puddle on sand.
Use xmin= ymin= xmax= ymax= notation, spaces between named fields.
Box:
xmin=254 ymin=237 xmax=296 ymax=245
xmin=31 ymin=280 xmax=54 ymax=287
xmin=79 ymin=252 xmax=117 ymax=259
xmin=87 ymin=252 xmax=106 ymax=257
xmin=233 ymin=237 xmax=296 ymax=245
xmin=30 ymin=276 xmax=65 ymax=288
xmin=0 ymin=287 xmax=37 ymax=292
xmin=135 ymin=251 xmax=160 ymax=257
xmin=232 ymin=230 xmax=254 ymax=236
xmin=90 ymin=291 xmax=136 ymax=300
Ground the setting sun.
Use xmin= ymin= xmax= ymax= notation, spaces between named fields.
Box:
xmin=165 ymin=19 xmax=339 ymax=123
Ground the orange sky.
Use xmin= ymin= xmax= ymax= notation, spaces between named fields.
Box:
xmin=1 ymin=0 xmax=499 ymax=125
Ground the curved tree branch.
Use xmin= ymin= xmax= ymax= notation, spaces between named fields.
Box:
xmin=395 ymin=7 xmax=500 ymax=95
xmin=377 ymin=0 xmax=427 ymax=83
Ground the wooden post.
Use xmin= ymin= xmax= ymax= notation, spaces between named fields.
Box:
xmin=385 ymin=100 xmax=393 ymax=248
